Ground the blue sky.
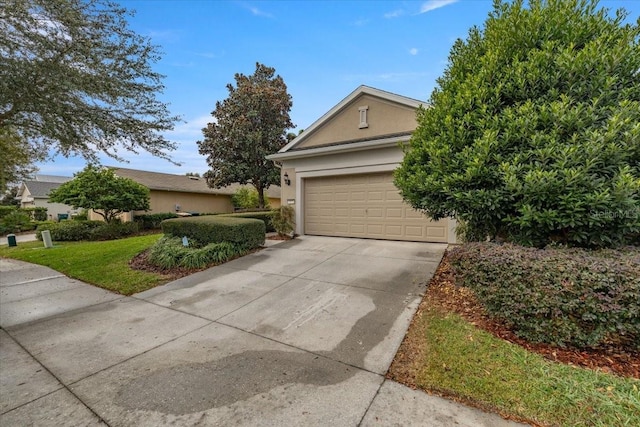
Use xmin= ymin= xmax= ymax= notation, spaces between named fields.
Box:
xmin=36 ymin=0 xmax=640 ymax=177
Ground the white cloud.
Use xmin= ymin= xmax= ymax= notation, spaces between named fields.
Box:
xmin=419 ymin=0 xmax=458 ymax=14
xmin=241 ymin=3 xmax=274 ymax=18
xmin=409 ymin=48 xmax=418 ymax=55
xmin=167 ymin=114 xmax=212 ymax=141
xmin=352 ymin=18 xmax=370 ymax=27
xmin=384 ymin=9 xmax=404 ymax=18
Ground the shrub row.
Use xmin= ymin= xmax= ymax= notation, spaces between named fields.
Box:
xmin=161 ymin=216 xmax=265 ymax=249
xmin=449 ymin=243 xmax=640 ymax=351
xmin=147 ymin=237 xmax=245 ymax=270
xmin=134 ymin=212 xmax=179 ymax=230
xmin=219 ymin=211 xmax=275 ymax=232
xmin=36 ymin=220 xmax=139 ymax=241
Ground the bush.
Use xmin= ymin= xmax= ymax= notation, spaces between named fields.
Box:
xmin=73 ymin=209 xmax=89 ymax=221
xmin=1 ymin=210 xmax=33 ymax=234
xmin=162 ymin=216 xmax=265 ymax=249
xmin=147 ymin=237 xmax=243 ymax=270
xmin=89 ymin=222 xmax=138 ymax=240
xmin=134 ymin=212 xmax=179 ymax=230
xmin=449 ymin=243 xmax=640 ymax=351
xmin=395 ymin=0 xmax=640 ymax=248
xmin=231 ymin=187 xmax=261 ymax=209
xmin=220 ymin=211 xmax=275 ymax=232
xmin=20 ymin=207 xmax=47 ymax=221
xmin=0 ymin=206 xmax=17 ymax=219
xmin=271 ymin=206 xmax=295 ymax=237
xmin=36 ymin=220 xmax=138 ymax=241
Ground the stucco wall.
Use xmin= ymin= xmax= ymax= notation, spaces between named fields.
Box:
xmin=147 ymin=190 xmax=234 ymax=215
xmin=297 ymin=94 xmax=417 ymax=149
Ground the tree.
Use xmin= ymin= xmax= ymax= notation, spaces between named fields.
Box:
xmin=395 ymin=0 xmax=640 ymax=248
xmin=0 ymin=0 xmax=180 ymax=164
xmin=0 ymin=127 xmax=43 ymax=192
xmin=198 ymin=62 xmax=293 ymax=208
xmin=0 ymin=186 xmax=20 ymax=206
xmin=49 ymin=165 xmax=150 ymax=223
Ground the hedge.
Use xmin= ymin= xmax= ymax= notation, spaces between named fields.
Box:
xmin=36 ymin=220 xmax=139 ymax=241
xmin=449 ymin=243 xmax=640 ymax=351
xmin=161 ymin=216 xmax=265 ymax=249
xmin=220 ymin=211 xmax=275 ymax=232
xmin=134 ymin=212 xmax=179 ymax=230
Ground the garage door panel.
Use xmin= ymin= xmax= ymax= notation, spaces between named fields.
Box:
xmin=304 ymin=172 xmax=448 ymax=242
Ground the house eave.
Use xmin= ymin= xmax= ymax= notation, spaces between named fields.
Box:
xmin=266 ymin=135 xmax=409 ymax=162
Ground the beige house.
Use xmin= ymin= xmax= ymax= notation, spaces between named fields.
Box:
xmin=17 ymin=176 xmax=78 ymax=220
xmin=267 ymin=85 xmax=456 ymax=243
xmin=93 ymin=168 xmax=281 ymax=221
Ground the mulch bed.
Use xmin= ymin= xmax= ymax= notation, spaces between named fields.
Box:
xmin=422 ymin=251 xmax=640 ymax=379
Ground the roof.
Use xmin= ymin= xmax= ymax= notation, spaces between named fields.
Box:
xmin=34 ymin=175 xmax=72 ymax=183
xmin=276 ymin=85 xmax=425 ymax=154
xmin=110 ymin=167 xmax=281 ymax=199
xmin=19 ymin=181 xmax=65 ymax=198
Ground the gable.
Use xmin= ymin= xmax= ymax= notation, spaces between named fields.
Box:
xmin=293 ymin=93 xmax=419 ymax=151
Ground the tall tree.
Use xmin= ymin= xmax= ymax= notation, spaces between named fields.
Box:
xmin=0 ymin=0 xmax=180 ymax=164
xmin=395 ymin=0 xmax=640 ymax=248
xmin=0 ymin=126 xmax=43 ymax=192
xmin=198 ymin=62 xmax=293 ymax=208
xmin=49 ymin=165 xmax=150 ymax=223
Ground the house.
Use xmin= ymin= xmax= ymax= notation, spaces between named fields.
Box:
xmin=103 ymin=167 xmax=281 ymax=219
xmin=16 ymin=175 xmax=77 ymax=220
xmin=266 ymin=85 xmax=456 ymax=243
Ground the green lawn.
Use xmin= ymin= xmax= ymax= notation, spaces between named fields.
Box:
xmin=394 ymin=305 xmax=640 ymax=427
xmin=0 ymin=234 xmax=166 ymax=295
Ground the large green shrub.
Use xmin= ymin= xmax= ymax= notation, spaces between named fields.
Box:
xmin=21 ymin=207 xmax=47 ymax=221
xmin=395 ymin=0 xmax=640 ymax=248
xmin=449 ymin=243 xmax=640 ymax=351
xmin=271 ymin=206 xmax=295 ymax=237
xmin=147 ymin=237 xmax=243 ymax=270
xmin=231 ymin=187 xmax=262 ymax=210
xmin=134 ymin=212 xmax=179 ymax=230
xmin=0 ymin=206 xmax=17 ymax=219
xmin=36 ymin=220 xmax=138 ymax=241
xmin=161 ymin=216 xmax=265 ymax=249
xmin=220 ymin=211 xmax=275 ymax=232
xmin=1 ymin=210 xmax=33 ymax=234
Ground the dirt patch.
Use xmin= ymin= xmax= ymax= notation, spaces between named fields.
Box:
xmin=389 ymin=251 xmax=639 ymax=381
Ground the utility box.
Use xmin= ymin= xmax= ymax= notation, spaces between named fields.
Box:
xmin=7 ymin=234 xmax=17 ymax=247
xmin=41 ymin=230 xmax=53 ymax=249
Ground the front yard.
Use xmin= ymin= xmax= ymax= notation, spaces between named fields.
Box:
xmin=389 ymin=252 xmax=640 ymax=427
xmin=0 ymin=234 xmax=167 ymax=295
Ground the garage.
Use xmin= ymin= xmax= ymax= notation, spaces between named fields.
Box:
xmin=266 ymin=85 xmax=457 ymax=244
xmin=304 ymin=172 xmax=449 ymax=243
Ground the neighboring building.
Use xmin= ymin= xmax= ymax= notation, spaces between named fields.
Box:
xmin=97 ymin=167 xmax=281 ymax=220
xmin=16 ymin=175 xmax=76 ymax=220
xmin=267 ymin=85 xmax=456 ymax=243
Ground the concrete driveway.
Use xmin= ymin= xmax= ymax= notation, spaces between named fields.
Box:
xmin=1 ymin=236 xmax=521 ymax=426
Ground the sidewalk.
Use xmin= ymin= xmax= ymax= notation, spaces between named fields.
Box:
xmin=0 ymin=233 xmax=38 ymax=246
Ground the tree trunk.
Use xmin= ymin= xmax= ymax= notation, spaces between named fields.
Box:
xmin=255 ymin=182 xmax=266 ymax=209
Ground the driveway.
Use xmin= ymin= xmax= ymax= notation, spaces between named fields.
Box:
xmin=0 ymin=236 xmax=521 ymax=426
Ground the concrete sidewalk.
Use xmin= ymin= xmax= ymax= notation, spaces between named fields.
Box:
xmin=0 ymin=236 xmax=524 ymax=426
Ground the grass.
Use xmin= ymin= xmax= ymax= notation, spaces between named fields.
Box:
xmin=0 ymin=234 xmax=166 ymax=295
xmin=399 ymin=304 xmax=640 ymax=426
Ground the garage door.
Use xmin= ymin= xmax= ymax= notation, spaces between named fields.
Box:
xmin=304 ymin=172 xmax=449 ymax=242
